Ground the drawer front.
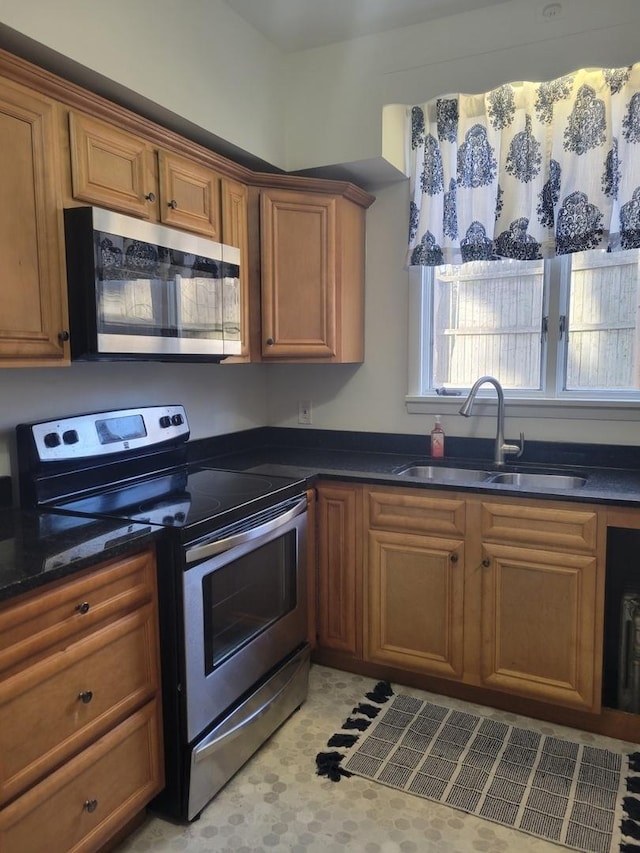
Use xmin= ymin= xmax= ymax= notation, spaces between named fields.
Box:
xmin=0 ymin=550 xmax=155 ymax=679
xmin=0 ymin=605 xmax=159 ymax=806
xmin=481 ymin=501 xmax=597 ymax=552
xmin=368 ymin=488 xmax=465 ymax=537
xmin=0 ymin=699 xmax=163 ymax=853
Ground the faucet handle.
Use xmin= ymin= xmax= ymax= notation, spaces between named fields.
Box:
xmin=503 ymin=432 xmax=525 ymax=460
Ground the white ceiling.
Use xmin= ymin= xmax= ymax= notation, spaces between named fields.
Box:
xmin=222 ymin=0 xmax=511 ymax=53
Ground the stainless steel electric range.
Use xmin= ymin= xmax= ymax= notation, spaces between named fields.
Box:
xmin=17 ymin=405 xmax=310 ymax=822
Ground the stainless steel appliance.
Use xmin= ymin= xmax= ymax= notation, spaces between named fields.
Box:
xmin=619 ymin=592 xmax=640 ymax=713
xmin=17 ymin=405 xmax=310 ymax=821
xmin=64 ymin=207 xmax=241 ymax=361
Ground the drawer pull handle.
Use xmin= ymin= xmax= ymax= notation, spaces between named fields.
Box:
xmin=76 ymin=601 xmax=90 ymax=615
xmin=84 ymin=799 xmax=98 ymax=813
xmin=78 ymin=690 xmax=93 ymax=704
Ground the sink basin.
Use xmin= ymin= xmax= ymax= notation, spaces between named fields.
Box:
xmin=396 ymin=466 xmax=492 ymax=483
xmin=488 ymin=472 xmax=587 ymax=489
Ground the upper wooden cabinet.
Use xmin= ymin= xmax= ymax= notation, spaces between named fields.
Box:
xmin=0 ymin=76 xmax=69 ymax=366
xmin=68 ymin=112 xmax=222 ymax=239
xmin=259 ymin=186 xmax=372 ymax=362
xmin=0 ymin=49 xmax=375 ymax=367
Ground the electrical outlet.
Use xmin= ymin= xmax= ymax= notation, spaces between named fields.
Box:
xmin=298 ymin=400 xmax=312 ymax=424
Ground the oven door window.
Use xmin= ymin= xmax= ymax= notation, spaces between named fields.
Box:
xmin=202 ymin=530 xmax=297 ymax=674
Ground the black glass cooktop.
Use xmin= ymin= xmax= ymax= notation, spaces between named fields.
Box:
xmin=46 ymin=466 xmax=307 ymax=538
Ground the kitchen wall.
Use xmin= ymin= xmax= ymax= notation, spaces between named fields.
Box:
xmin=1 ymin=0 xmax=640 ymax=484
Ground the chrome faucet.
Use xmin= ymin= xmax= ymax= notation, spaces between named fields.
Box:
xmin=458 ymin=376 xmax=524 ymax=467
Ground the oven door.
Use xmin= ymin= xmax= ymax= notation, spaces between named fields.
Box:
xmin=182 ymin=496 xmax=308 ymax=742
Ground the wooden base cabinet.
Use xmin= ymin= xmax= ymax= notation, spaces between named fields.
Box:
xmin=0 ymin=700 xmax=162 ymax=853
xmin=365 ymin=489 xmax=466 ymax=679
xmin=353 ymin=486 xmax=604 ymax=714
xmin=478 ymin=500 xmax=602 ymax=711
xmin=316 ymin=483 xmax=362 ymax=655
xmin=0 ymin=549 xmax=164 ymax=852
xmin=480 ymin=543 xmax=598 ymax=709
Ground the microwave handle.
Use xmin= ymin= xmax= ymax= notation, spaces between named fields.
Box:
xmin=185 ymin=496 xmax=307 ymax=564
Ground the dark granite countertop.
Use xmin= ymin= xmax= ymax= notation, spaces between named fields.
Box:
xmin=5 ymin=426 xmax=640 ymax=606
xmin=0 ymin=508 xmax=160 ymax=604
xmin=189 ymin=427 xmax=640 ymax=508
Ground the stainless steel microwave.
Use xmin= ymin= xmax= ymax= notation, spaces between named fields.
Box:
xmin=64 ymin=206 xmax=241 ymax=361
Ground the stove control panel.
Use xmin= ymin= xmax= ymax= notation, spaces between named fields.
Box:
xmin=23 ymin=405 xmax=190 ymax=462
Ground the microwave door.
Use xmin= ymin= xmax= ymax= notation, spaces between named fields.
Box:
xmin=176 ymin=269 xmax=224 ymax=355
xmin=97 ymin=277 xmax=167 ymax=354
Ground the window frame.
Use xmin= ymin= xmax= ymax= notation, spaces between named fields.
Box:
xmin=406 ymin=254 xmax=640 ymax=422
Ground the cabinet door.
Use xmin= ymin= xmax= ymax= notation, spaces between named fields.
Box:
xmin=158 ymin=150 xmax=221 ymax=239
xmin=0 ymin=79 xmax=68 ymax=364
xmin=316 ymin=484 xmax=361 ymax=655
xmin=260 ymin=189 xmax=337 ymax=358
xmin=68 ymin=112 xmax=157 ymax=219
xmin=222 ymin=178 xmax=250 ymax=358
xmin=366 ymin=529 xmax=464 ymax=678
xmin=480 ymin=542 xmax=600 ymax=711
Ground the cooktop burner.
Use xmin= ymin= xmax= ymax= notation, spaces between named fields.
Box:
xmin=47 ymin=466 xmax=307 ymax=536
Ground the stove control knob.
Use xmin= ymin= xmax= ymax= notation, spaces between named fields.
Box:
xmin=63 ymin=429 xmax=79 ymax=445
xmin=163 ymin=515 xmax=175 ymax=525
xmin=171 ymin=413 xmax=184 ymax=426
xmin=159 ymin=416 xmax=171 ymax=428
xmin=174 ymin=511 xmax=186 ymax=522
xmin=44 ymin=432 xmax=61 ymax=448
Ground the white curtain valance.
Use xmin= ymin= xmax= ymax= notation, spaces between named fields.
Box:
xmin=407 ymin=64 xmax=640 ymax=266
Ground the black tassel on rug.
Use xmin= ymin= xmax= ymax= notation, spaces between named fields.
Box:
xmin=315 ymin=680 xmax=395 ymax=783
xmin=621 ymin=753 xmax=640 ymax=853
xmin=365 ymin=680 xmax=393 ymax=704
xmin=315 ymin=751 xmax=353 ymax=781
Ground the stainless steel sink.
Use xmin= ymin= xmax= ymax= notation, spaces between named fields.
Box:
xmin=488 ymin=472 xmax=587 ymax=489
xmin=396 ymin=466 xmax=492 ymax=483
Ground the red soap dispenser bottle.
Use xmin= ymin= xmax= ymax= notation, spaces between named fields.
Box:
xmin=431 ymin=415 xmax=445 ymax=458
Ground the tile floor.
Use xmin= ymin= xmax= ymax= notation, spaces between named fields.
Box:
xmin=116 ymin=665 xmax=637 ymax=853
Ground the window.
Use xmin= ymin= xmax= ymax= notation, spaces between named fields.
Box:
xmin=409 ymin=248 xmax=640 ymax=405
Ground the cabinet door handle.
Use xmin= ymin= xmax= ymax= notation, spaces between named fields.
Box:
xmin=168 ymin=199 xmax=178 ymax=209
xmin=84 ymin=799 xmax=98 ymax=813
xmin=145 ymin=192 xmax=156 ymax=202
xmin=266 ymin=337 xmax=274 ymax=346
xmin=482 ymin=558 xmax=490 ymax=568
xmin=58 ymin=330 xmax=70 ymax=342
xmin=75 ymin=601 xmax=90 ymax=615
xmin=78 ymin=690 xmax=93 ymax=704
xmin=450 ymin=553 xmax=458 ymax=564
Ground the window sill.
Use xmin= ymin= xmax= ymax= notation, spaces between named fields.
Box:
xmin=406 ymin=395 xmax=640 ymax=421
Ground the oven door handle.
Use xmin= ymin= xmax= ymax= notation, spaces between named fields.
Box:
xmin=193 ymin=652 xmax=305 ymax=763
xmin=185 ymin=496 xmax=307 ymax=564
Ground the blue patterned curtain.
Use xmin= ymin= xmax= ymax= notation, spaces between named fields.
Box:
xmin=407 ymin=64 xmax=640 ymax=266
